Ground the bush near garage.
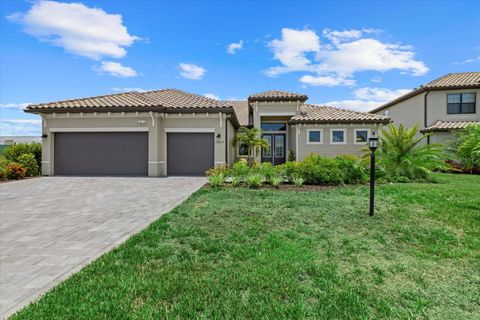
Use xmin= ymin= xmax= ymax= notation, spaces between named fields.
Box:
xmin=5 ymin=163 xmax=27 ymax=180
xmin=2 ymin=143 xmax=42 ymax=169
xmin=17 ymin=153 xmax=39 ymax=177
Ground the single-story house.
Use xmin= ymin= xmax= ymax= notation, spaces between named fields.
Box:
xmin=370 ymin=72 xmax=480 ymax=144
xmin=25 ymin=89 xmax=390 ymax=176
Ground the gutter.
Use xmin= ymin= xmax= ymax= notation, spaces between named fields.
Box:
xmin=225 ymin=115 xmax=228 ymax=166
xmin=424 ymin=91 xmax=430 ymax=145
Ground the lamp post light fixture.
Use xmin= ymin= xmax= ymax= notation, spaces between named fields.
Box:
xmin=368 ymin=131 xmax=379 ymax=216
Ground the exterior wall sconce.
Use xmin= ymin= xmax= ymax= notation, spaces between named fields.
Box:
xmin=41 ymin=134 xmax=48 ymax=138
xmin=216 ymin=133 xmax=221 ymax=139
xmin=368 ymin=131 xmax=379 ymax=216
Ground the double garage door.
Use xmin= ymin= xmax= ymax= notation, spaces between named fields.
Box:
xmin=54 ymin=132 xmax=214 ymax=176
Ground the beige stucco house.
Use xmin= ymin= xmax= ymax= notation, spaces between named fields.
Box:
xmin=25 ymin=89 xmax=389 ymax=176
xmin=371 ymin=72 xmax=480 ymax=144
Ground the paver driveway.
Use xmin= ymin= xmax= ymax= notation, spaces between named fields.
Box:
xmin=0 ymin=176 xmax=205 ymax=318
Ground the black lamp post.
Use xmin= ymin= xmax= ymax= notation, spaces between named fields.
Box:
xmin=368 ymin=131 xmax=379 ymax=216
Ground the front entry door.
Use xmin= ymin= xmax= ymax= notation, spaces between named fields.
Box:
xmin=262 ymin=134 xmax=286 ymax=165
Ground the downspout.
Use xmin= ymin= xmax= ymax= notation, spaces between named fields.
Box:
xmin=424 ymin=91 xmax=430 ymax=145
xmin=225 ymin=116 xmax=228 ymax=166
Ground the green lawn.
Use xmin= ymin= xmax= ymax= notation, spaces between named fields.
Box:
xmin=13 ymin=174 xmax=480 ymax=319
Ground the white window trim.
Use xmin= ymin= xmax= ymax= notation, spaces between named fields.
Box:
xmin=306 ymin=129 xmax=323 ymax=144
xmin=330 ymin=129 xmax=347 ymax=145
xmin=354 ymin=129 xmax=370 ymax=145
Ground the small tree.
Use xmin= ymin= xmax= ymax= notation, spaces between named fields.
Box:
xmin=369 ymin=124 xmax=447 ymax=180
xmin=236 ymin=127 xmax=268 ymax=165
xmin=456 ymin=124 xmax=480 ymax=173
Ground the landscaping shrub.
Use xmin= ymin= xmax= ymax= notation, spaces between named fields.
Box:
xmin=372 ymin=124 xmax=447 ymax=180
xmin=230 ymin=175 xmax=241 ymax=187
xmin=3 ymin=143 xmax=41 ymax=168
xmin=270 ymin=175 xmax=282 ymax=189
xmin=0 ymin=157 xmax=8 ymax=180
xmin=17 ymin=153 xmax=39 ymax=177
xmin=6 ymin=163 xmax=27 ymax=180
xmin=335 ymin=155 xmax=367 ymax=184
xmin=287 ymin=150 xmax=296 ymax=162
xmin=208 ymin=174 xmax=225 ymax=188
xmin=281 ymin=161 xmax=301 ymax=182
xmin=299 ymin=154 xmax=343 ymax=185
xmin=292 ymin=176 xmax=304 ymax=187
xmin=205 ymin=164 xmax=227 ymax=177
xmin=256 ymin=162 xmax=276 ymax=182
xmin=230 ymin=159 xmax=250 ymax=178
xmin=453 ymin=124 xmax=480 ymax=173
xmin=245 ymin=174 xmax=265 ymax=189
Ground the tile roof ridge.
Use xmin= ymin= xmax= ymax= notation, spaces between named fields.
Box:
xmin=27 ymin=91 xmax=153 ymax=108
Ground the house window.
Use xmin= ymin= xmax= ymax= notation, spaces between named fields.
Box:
xmin=261 ymin=123 xmax=286 ymax=131
xmin=354 ymin=129 xmax=369 ymax=144
xmin=238 ymin=143 xmax=249 ymax=156
xmin=331 ymin=129 xmax=346 ymax=144
xmin=307 ymin=129 xmax=323 ymax=144
xmin=384 ymin=110 xmax=389 ymax=116
xmin=447 ymin=93 xmax=476 ymax=114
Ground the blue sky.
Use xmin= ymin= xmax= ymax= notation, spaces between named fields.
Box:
xmin=1 ymin=0 xmax=479 ymax=135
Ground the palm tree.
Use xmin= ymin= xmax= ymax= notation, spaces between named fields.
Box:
xmin=236 ymin=127 xmax=269 ymax=165
xmin=370 ymin=124 xmax=447 ymax=179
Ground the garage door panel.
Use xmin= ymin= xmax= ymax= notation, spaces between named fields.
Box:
xmin=167 ymin=133 xmax=214 ymax=176
xmin=54 ymin=132 xmax=148 ymax=176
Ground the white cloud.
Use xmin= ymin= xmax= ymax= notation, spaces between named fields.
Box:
xmin=0 ymin=103 xmax=32 ymax=110
xmin=7 ymin=0 xmax=139 ymax=60
xmin=322 ymin=28 xmax=362 ymax=44
xmin=96 ymin=61 xmax=137 ymax=77
xmin=322 ymin=87 xmax=411 ymax=112
xmin=316 ymin=39 xmax=429 ymax=76
xmin=453 ymin=56 xmax=480 ymax=65
xmin=0 ymin=119 xmax=41 ymax=136
xmin=299 ymin=75 xmax=355 ymax=86
xmin=178 ymin=63 xmax=206 ymax=80
xmin=354 ymin=87 xmax=411 ymax=102
xmin=112 ymin=87 xmax=148 ymax=92
xmin=266 ymin=27 xmax=428 ymax=86
xmin=265 ymin=28 xmax=320 ymax=77
xmin=370 ymin=76 xmax=382 ymax=83
xmin=227 ymin=40 xmax=244 ymax=54
xmin=203 ymin=93 xmax=220 ymax=100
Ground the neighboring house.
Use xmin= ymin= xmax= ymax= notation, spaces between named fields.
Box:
xmin=25 ymin=89 xmax=389 ymax=177
xmin=371 ymin=72 xmax=480 ymax=144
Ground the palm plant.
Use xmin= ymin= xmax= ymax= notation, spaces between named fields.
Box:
xmin=236 ymin=127 xmax=269 ymax=165
xmin=371 ymin=124 xmax=447 ymax=180
xmin=456 ymin=124 xmax=480 ymax=173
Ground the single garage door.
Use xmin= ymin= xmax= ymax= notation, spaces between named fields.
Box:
xmin=54 ymin=132 xmax=148 ymax=176
xmin=167 ymin=132 xmax=214 ymax=176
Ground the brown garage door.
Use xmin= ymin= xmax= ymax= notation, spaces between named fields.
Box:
xmin=167 ymin=132 xmax=214 ymax=176
xmin=54 ymin=132 xmax=148 ymax=176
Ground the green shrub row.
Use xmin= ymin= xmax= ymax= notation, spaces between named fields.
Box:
xmin=0 ymin=143 xmax=42 ymax=181
xmin=206 ymin=154 xmax=368 ymax=188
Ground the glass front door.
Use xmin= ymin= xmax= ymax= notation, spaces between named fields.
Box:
xmin=262 ymin=133 xmax=286 ymax=165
